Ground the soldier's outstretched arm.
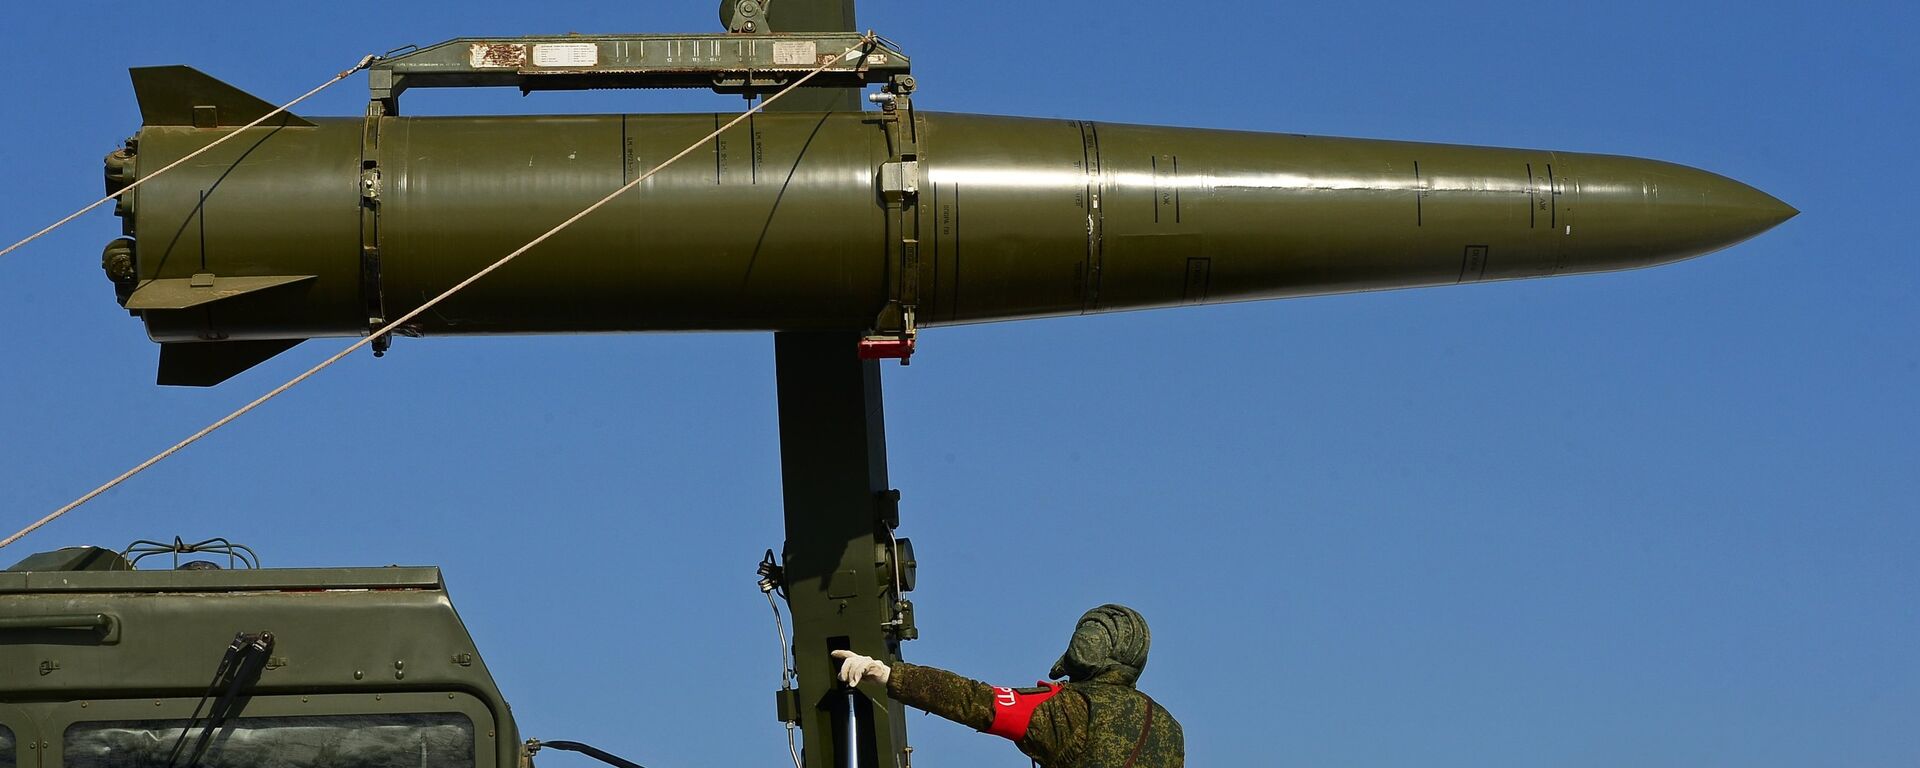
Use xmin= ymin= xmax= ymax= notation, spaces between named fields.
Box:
xmin=885 ymin=661 xmax=996 ymax=729
xmin=886 ymin=661 xmax=1089 ymax=765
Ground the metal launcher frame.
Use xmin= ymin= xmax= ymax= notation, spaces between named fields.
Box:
xmin=360 ymin=32 xmax=922 ymax=363
xmin=361 ymin=28 xmax=922 ymax=768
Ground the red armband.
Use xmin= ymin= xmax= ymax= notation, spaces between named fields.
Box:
xmin=986 ymin=682 xmax=1062 ymax=741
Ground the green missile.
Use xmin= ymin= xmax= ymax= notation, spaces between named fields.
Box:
xmin=102 ymin=65 xmax=1794 ymax=385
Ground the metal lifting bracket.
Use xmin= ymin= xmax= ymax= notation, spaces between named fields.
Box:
xmin=357 ymin=32 xmax=916 ymax=362
xmin=862 ymin=74 xmax=921 ymax=363
xmin=359 ymin=99 xmax=388 ymax=355
xmin=363 ymin=33 xmax=910 ymax=115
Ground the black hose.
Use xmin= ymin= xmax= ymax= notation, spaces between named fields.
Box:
xmin=538 ymin=740 xmax=649 ymax=768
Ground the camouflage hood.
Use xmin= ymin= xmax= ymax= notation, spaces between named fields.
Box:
xmin=1050 ymin=604 xmax=1150 ymax=686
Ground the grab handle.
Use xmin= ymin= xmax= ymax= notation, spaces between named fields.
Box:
xmin=0 ymin=613 xmax=121 ymax=643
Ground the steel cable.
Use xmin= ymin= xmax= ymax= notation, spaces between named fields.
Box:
xmin=0 ymin=56 xmax=377 ymax=262
xmin=1 ymin=37 xmax=878 ymax=550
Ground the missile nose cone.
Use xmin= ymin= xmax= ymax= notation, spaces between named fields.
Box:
xmin=1570 ymin=156 xmax=1797 ymax=271
xmin=1693 ymin=171 xmax=1799 ymax=242
xmin=1641 ymin=162 xmax=1799 ymax=259
xmin=1763 ymin=195 xmax=1800 ymax=233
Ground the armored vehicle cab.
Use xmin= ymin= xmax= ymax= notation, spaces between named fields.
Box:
xmin=0 ymin=544 xmax=523 ymax=768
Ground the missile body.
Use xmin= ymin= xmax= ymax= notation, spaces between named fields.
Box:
xmin=104 ymin=69 xmax=1794 ymax=384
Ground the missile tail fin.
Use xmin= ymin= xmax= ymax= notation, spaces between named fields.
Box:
xmin=124 ymin=275 xmax=317 ymax=311
xmin=157 ymin=339 xmax=304 ymax=387
xmin=129 ymin=66 xmax=316 ymax=128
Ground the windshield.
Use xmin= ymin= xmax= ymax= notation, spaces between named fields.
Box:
xmin=65 ymin=713 xmax=473 ymax=768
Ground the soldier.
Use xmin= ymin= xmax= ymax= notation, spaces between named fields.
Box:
xmin=833 ymin=603 xmax=1184 ymax=767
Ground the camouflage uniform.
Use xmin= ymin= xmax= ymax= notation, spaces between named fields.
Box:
xmin=885 ymin=604 xmax=1182 ymax=768
xmin=888 ymin=662 xmax=1183 ymax=767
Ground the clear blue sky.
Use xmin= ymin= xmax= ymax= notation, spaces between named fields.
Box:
xmin=1 ymin=2 xmax=1914 ymax=766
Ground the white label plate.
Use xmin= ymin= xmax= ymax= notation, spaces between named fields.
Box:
xmin=771 ymin=41 xmax=818 ymax=66
xmin=532 ymin=43 xmax=599 ymax=68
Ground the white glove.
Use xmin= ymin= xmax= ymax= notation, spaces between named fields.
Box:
xmin=831 ymin=650 xmax=891 ymax=686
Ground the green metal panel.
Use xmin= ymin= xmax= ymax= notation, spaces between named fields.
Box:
xmin=772 ymin=332 xmax=910 ymax=768
xmin=0 ymin=567 xmax=518 ymax=768
xmin=764 ymin=0 xmax=856 ymax=37
xmin=126 ymin=122 xmax=364 ymax=343
xmin=375 ymin=113 xmax=886 ymax=334
xmin=3 ymin=550 xmax=129 ymax=575
xmin=756 ymin=5 xmax=908 ymax=766
xmin=0 ymin=567 xmax=443 ymax=593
